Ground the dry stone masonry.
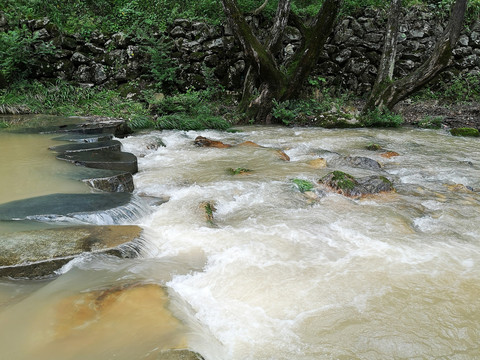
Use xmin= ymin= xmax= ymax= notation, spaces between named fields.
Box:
xmin=0 ymin=8 xmax=479 ymax=95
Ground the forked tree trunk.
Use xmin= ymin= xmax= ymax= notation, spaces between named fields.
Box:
xmin=363 ymin=0 xmax=468 ymax=113
xmin=221 ymin=0 xmax=341 ymax=123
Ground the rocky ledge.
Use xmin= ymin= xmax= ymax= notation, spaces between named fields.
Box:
xmin=0 ymin=225 xmax=143 ymax=278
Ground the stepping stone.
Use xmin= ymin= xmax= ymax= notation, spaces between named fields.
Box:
xmin=0 ymin=225 xmax=143 ymax=278
xmin=49 ymin=140 xmax=122 ymax=153
xmin=0 ymin=193 xmax=132 ymax=221
xmin=83 ymin=172 xmax=134 ymax=192
xmin=56 ymin=150 xmax=138 ymax=174
xmin=52 ymin=133 xmax=114 ymax=143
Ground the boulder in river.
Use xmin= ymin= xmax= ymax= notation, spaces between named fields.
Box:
xmin=0 ymin=225 xmax=143 ymax=278
xmin=56 ymin=150 xmax=138 ymax=174
xmin=194 ymin=136 xmax=232 ymax=148
xmin=320 ymin=170 xmax=394 ymax=197
xmin=344 ymin=156 xmax=381 ymax=170
xmin=450 ymin=127 xmax=480 ymax=137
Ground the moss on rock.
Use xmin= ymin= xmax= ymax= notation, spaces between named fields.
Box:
xmin=450 ymin=127 xmax=480 ymax=137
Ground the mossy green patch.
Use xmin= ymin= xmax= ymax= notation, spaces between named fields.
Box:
xmin=450 ymin=127 xmax=480 ymax=137
xmin=366 ymin=143 xmax=382 ymax=151
xmin=291 ymin=179 xmax=315 ymax=193
xmin=331 ymin=171 xmax=356 ymax=190
xmin=227 ymin=167 xmax=252 ymax=175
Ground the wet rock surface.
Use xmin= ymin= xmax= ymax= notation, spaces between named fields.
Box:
xmin=49 ymin=139 xmax=122 ymax=153
xmin=320 ymin=171 xmax=394 ymax=198
xmin=0 ymin=225 xmax=143 ymax=278
xmin=56 ymin=150 xmax=138 ymax=173
xmin=0 ymin=193 xmax=132 ymax=221
xmin=83 ymin=172 xmax=134 ymax=192
xmin=52 ymin=133 xmax=114 ymax=143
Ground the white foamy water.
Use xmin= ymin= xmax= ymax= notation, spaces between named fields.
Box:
xmin=1 ymin=126 xmax=480 ymax=359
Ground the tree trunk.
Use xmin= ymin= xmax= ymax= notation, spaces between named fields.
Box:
xmin=363 ymin=0 xmax=468 ymax=113
xmin=363 ymin=0 xmax=402 ymax=112
xmin=221 ymin=0 xmax=341 ymax=123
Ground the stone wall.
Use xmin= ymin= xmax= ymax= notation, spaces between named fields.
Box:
xmin=1 ymin=9 xmax=479 ymax=96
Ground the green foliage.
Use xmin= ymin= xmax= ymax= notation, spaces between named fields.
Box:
xmin=272 ymin=97 xmax=335 ymax=126
xmin=0 ymin=80 xmax=150 ymax=122
xmin=414 ymin=73 xmax=480 ymax=104
xmin=144 ymin=36 xmax=178 ymax=92
xmin=450 ymin=127 xmax=480 ymax=137
xmin=0 ymin=121 xmax=9 ymax=128
xmin=154 ymin=113 xmax=230 ymax=131
xmin=366 ymin=143 xmax=382 ymax=151
xmin=443 ymin=73 xmax=480 ymax=103
xmin=148 ymin=87 xmax=231 ymax=131
xmin=331 ymin=171 xmax=356 ymax=190
xmin=360 ymin=108 xmax=404 ymax=128
xmin=418 ymin=116 xmax=443 ymax=129
xmin=291 ymin=178 xmax=315 ymax=193
xmin=227 ymin=167 xmax=252 ymax=175
xmin=0 ymin=27 xmax=55 ymax=82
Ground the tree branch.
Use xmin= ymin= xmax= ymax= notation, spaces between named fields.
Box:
xmin=253 ymin=0 xmax=269 ymax=15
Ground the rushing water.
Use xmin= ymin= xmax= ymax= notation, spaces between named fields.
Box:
xmin=1 ymin=126 xmax=480 ymax=359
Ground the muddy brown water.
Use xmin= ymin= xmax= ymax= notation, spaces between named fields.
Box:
xmin=1 ymin=125 xmax=480 ymax=359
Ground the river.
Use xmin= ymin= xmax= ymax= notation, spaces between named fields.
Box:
xmin=0 ymin=126 xmax=479 ymax=359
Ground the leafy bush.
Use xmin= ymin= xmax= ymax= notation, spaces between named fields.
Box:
xmin=143 ymin=36 xmax=178 ymax=92
xmin=0 ymin=27 xmax=50 ymax=82
xmin=418 ymin=116 xmax=443 ymax=129
xmin=444 ymin=73 xmax=480 ymax=103
xmin=360 ymin=108 xmax=404 ymax=128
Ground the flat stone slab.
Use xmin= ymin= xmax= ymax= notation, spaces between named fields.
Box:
xmin=0 ymin=193 xmax=132 ymax=221
xmin=0 ymin=225 xmax=142 ymax=278
xmin=56 ymin=150 xmax=138 ymax=174
xmin=49 ymin=140 xmax=122 ymax=153
xmin=83 ymin=172 xmax=134 ymax=192
xmin=51 ymin=133 xmax=114 ymax=143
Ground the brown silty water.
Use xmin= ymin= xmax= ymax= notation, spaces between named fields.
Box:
xmin=0 ymin=126 xmax=479 ymax=359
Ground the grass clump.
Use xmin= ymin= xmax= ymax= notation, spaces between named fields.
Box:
xmin=450 ymin=127 xmax=480 ymax=137
xmin=360 ymin=108 xmax=404 ymax=128
xmin=418 ymin=116 xmax=443 ymax=129
xmin=149 ymin=89 xmax=231 ymax=131
xmin=291 ymin=178 xmax=315 ymax=193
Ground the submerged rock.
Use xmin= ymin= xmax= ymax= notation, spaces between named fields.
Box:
xmin=380 ymin=151 xmax=400 ymax=158
xmin=49 ymin=140 xmax=122 ymax=153
xmin=306 ymin=158 xmax=327 ymax=169
xmin=320 ymin=170 xmax=394 ymax=197
xmin=344 ymin=156 xmax=381 ymax=170
xmin=83 ymin=172 xmax=134 ymax=192
xmin=275 ymin=149 xmax=290 ymax=161
xmin=0 ymin=225 xmax=143 ymax=278
xmin=56 ymin=150 xmax=138 ymax=174
xmin=194 ymin=136 xmax=232 ymax=148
